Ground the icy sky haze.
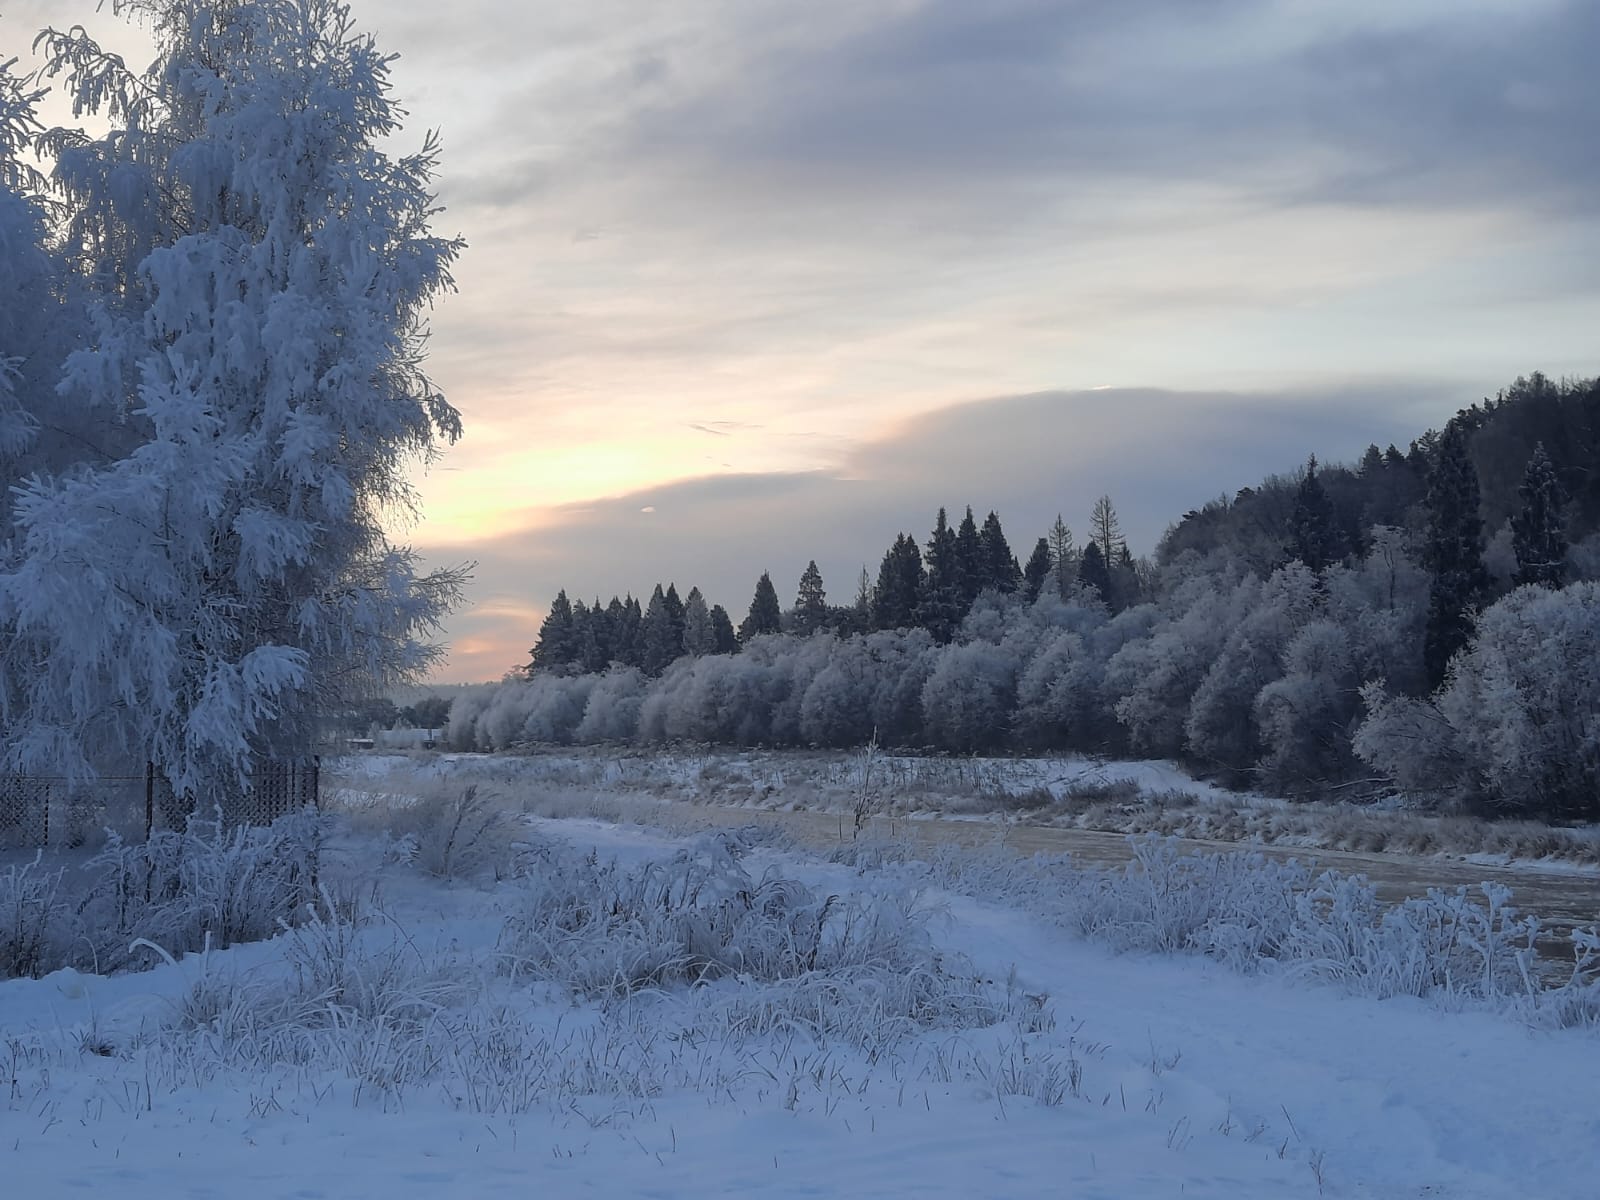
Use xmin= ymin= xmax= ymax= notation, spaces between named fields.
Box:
xmin=8 ymin=0 xmax=1599 ymax=680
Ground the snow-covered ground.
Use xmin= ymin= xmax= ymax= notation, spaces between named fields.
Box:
xmin=4 ymin=803 xmax=1597 ymax=1199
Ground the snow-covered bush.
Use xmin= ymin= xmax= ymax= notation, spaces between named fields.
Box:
xmin=1184 ymin=564 xmax=1318 ymax=779
xmin=573 ymin=667 xmax=648 ymax=742
xmin=1107 ymin=584 xmax=1248 ymax=757
xmin=0 ymin=856 xmax=69 ymax=980
xmin=83 ymin=809 xmax=329 ymax=971
xmin=384 ymin=783 xmax=523 ymax=879
xmin=920 ymin=641 xmax=1019 ymax=752
xmin=498 ymin=829 xmax=1043 ymax=1045
xmin=1253 ymin=621 xmax=1360 ymax=794
xmin=1357 ymin=582 xmax=1600 ymax=818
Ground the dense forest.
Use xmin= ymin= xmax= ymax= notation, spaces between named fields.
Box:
xmin=450 ymin=373 xmax=1600 ymax=821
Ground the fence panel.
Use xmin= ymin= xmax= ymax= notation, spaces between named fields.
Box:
xmin=0 ymin=758 xmax=319 ymax=849
xmin=0 ymin=774 xmax=152 ymax=849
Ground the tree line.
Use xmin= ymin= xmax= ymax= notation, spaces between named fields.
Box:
xmin=459 ymin=373 xmax=1600 ymax=822
xmin=528 ymin=499 xmax=1145 ymax=676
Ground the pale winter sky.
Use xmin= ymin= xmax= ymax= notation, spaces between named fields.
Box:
xmin=10 ymin=1 xmax=1600 ymax=681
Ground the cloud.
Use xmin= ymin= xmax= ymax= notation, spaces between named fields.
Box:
xmin=419 ymin=380 xmax=1455 ymax=680
xmin=598 ymin=0 xmax=1597 ymax=222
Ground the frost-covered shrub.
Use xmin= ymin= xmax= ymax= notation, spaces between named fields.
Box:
xmin=1253 ymin=621 xmax=1359 ymax=794
xmin=385 ymin=783 xmax=523 ymax=879
xmin=519 ymin=674 xmax=597 ymax=744
xmin=477 ymin=680 xmax=540 ymax=751
xmin=920 ymin=641 xmax=1019 ymax=752
xmin=1275 ymin=879 xmax=1541 ymax=1001
xmin=0 ymin=856 xmax=69 ymax=980
xmin=1437 ymin=583 xmax=1600 ymax=819
xmin=1356 ymin=582 xmax=1600 ymax=818
xmin=573 ymin=667 xmax=647 ymax=742
xmin=82 ymin=809 xmax=328 ymax=970
xmin=1351 ymin=685 xmax=1468 ymax=803
xmin=1326 ymin=526 xmax=1429 ymax=697
xmin=498 ymin=830 xmax=1033 ymax=1043
xmin=1012 ymin=630 xmax=1088 ymax=749
xmin=1185 ymin=563 xmax=1318 ymax=778
xmin=1056 ymin=836 xmax=1308 ymax=957
xmin=445 ymin=685 xmax=495 ymax=750
xmin=950 ymin=835 xmax=1551 ymax=1010
xmin=799 ymin=643 xmax=877 ymax=747
xmin=1107 ymin=583 xmax=1251 ymax=757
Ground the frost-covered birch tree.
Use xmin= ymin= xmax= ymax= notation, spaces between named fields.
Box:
xmin=0 ymin=0 xmax=465 ymax=794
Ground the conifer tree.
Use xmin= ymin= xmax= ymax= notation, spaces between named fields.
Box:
xmin=709 ymin=604 xmax=739 ymax=654
xmin=872 ymin=534 xmax=923 ymax=630
xmin=978 ymin=511 xmax=1021 ymax=593
xmin=1423 ymin=422 xmax=1490 ymax=688
xmin=1114 ymin=542 xmax=1142 ymax=609
xmin=640 ymin=585 xmax=680 ymax=675
xmin=1290 ymin=454 xmax=1340 ymax=572
xmin=663 ymin=583 xmax=686 ymax=651
xmin=600 ymin=597 xmax=626 ymax=666
xmin=681 ymin=586 xmax=716 ymax=655
xmin=1047 ymin=516 xmax=1076 ymax=599
xmin=1090 ymin=495 xmax=1123 ymax=563
xmin=794 ymin=560 xmax=828 ymax=635
xmin=917 ymin=509 xmax=964 ymax=642
xmin=955 ymin=506 xmax=983 ymax=604
xmin=1079 ymin=540 xmax=1112 ymax=607
xmin=612 ymin=595 xmax=644 ymax=668
xmin=739 ymin=571 xmax=782 ymax=642
xmin=1512 ymin=443 xmax=1568 ymax=589
xmin=529 ymin=590 xmax=576 ymax=673
xmin=1022 ymin=538 xmax=1053 ymax=602
xmin=573 ymin=599 xmax=606 ymax=673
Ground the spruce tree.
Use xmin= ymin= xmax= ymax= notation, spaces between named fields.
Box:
xmin=663 ymin=583 xmax=686 ymax=651
xmin=710 ymin=604 xmax=740 ymax=654
xmin=1079 ymin=540 xmax=1112 ymax=607
xmin=1114 ymin=542 xmax=1142 ymax=609
xmin=603 ymin=597 xmax=630 ymax=666
xmin=640 ymin=585 xmax=680 ymax=675
xmin=955 ymin=506 xmax=983 ymax=604
xmin=529 ymin=590 xmax=576 ymax=673
xmin=573 ymin=600 xmax=605 ymax=673
xmin=586 ymin=597 xmax=613 ymax=669
xmin=739 ymin=571 xmax=783 ymax=642
xmin=1022 ymin=538 xmax=1053 ymax=602
xmin=873 ymin=534 xmax=923 ymax=630
xmin=1290 ymin=454 xmax=1339 ymax=572
xmin=1512 ymin=442 xmax=1568 ymax=589
xmin=1423 ymin=422 xmax=1489 ymax=688
xmin=978 ymin=511 xmax=1021 ymax=593
xmin=794 ymin=560 xmax=828 ymax=635
xmin=681 ymin=586 xmax=716 ymax=655
xmin=614 ymin=595 xmax=644 ymax=668
xmin=917 ymin=509 xmax=964 ymax=642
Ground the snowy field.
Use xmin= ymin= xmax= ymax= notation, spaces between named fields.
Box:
xmin=4 ymin=784 xmax=1599 ymax=1199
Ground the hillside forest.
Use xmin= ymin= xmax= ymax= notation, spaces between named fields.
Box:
xmin=451 ymin=374 xmax=1600 ymax=822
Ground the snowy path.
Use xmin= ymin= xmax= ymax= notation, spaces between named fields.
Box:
xmin=2 ymin=818 xmax=1595 ymax=1198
